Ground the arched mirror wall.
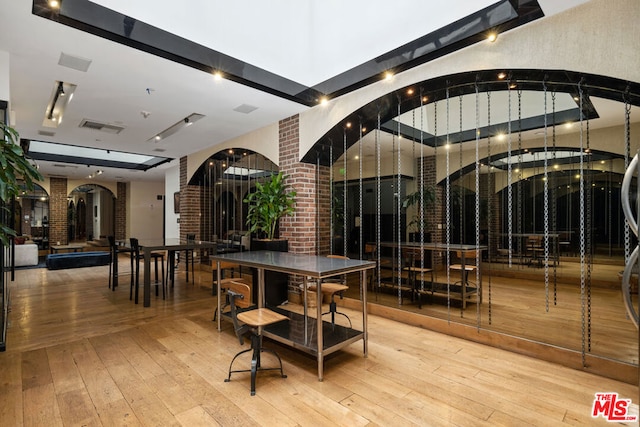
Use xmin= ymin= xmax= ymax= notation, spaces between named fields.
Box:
xmin=189 ymin=149 xmax=278 ymax=247
xmin=67 ymin=184 xmax=116 ymax=244
xmin=305 ymin=69 xmax=640 ymax=368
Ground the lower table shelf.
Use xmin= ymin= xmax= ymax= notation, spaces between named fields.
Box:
xmin=222 ymin=306 xmax=364 ymax=357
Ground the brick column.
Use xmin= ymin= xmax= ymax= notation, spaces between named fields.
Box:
xmin=278 ymin=114 xmax=329 ymax=255
xmin=115 ymin=182 xmax=127 ymax=240
xmin=180 ymin=156 xmax=203 ymax=263
xmin=49 ymin=177 xmax=68 ymax=245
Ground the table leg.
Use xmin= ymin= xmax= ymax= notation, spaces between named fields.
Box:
xmin=362 ymin=269 xmax=368 ymax=357
xmin=143 ymin=248 xmax=151 ymax=307
xmin=461 ymin=253 xmax=466 ymax=312
xmin=216 ymin=261 xmax=222 ymax=331
xmin=112 ymin=247 xmax=119 ymax=290
xmin=317 ymin=280 xmax=324 ymax=381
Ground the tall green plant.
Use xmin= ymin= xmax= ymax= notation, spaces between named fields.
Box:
xmin=0 ymin=123 xmax=43 ymax=246
xmin=402 ymin=186 xmax=436 ymax=232
xmin=244 ymin=171 xmax=296 ymax=240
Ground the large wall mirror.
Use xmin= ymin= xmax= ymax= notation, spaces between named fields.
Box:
xmin=308 ymin=69 xmax=640 ymax=370
xmin=189 ymin=148 xmax=277 ymax=247
xmin=67 ymin=184 xmax=115 ymax=244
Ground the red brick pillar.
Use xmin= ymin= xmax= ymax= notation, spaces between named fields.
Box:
xmin=115 ymin=182 xmax=127 ymax=240
xmin=278 ymin=115 xmax=330 ymax=255
xmin=180 ymin=156 xmax=203 ymax=263
xmin=278 ymin=115 xmax=332 ymax=302
xmin=49 ymin=177 xmax=68 ymax=245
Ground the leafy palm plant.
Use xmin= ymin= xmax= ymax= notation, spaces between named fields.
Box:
xmin=0 ymin=123 xmax=43 ymax=246
xmin=244 ymin=171 xmax=296 ymax=240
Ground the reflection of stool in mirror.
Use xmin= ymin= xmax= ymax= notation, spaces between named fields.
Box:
xmin=448 ymin=250 xmax=481 ymax=307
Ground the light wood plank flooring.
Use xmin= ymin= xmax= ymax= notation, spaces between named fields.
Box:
xmin=0 ymin=256 xmax=637 ymax=426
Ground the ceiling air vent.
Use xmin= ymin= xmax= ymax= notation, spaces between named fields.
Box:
xmin=79 ymin=119 xmax=125 ymax=134
xmin=38 ymin=130 xmax=56 ymax=137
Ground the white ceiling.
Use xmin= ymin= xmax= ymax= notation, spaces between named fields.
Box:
xmin=0 ymin=0 xmax=596 ymax=183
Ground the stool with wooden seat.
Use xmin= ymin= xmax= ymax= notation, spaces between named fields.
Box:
xmin=308 ymin=255 xmax=351 ymax=328
xmin=129 ymin=237 xmax=166 ymax=301
xmin=224 ymin=281 xmax=287 ymax=396
xmin=449 ymin=249 xmax=481 ymax=307
xmin=211 ymin=261 xmax=248 ymax=321
xmin=402 ymin=247 xmax=433 ymax=308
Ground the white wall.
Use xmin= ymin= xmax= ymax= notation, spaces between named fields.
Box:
xmin=164 ymin=163 xmax=180 ymax=238
xmin=127 ymin=181 xmax=165 ymax=240
xmin=0 ymin=51 xmax=9 ymax=103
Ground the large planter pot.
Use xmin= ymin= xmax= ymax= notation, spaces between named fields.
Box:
xmin=251 ymin=239 xmax=289 ymax=307
xmin=252 ymin=239 xmax=288 ymax=252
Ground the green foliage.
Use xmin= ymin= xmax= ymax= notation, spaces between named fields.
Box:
xmin=244 ymin=171 xmax=296 ymax=240
xmin=0 ymin=123 xmax=43 ymax=246
xmin=402 ymin=186 xmax=436 ymax=231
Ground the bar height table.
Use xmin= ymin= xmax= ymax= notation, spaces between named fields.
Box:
xmin=211 ymin=250 xmax=375 ymax=381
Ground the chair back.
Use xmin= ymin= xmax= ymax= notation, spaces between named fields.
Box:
xmin=364 ymin=244 xmax=377 ymax=258
xmin=227 ymin=281 xmax=252 ymax=345
xmin=129 ymin=238 xmax=140 ymax=256
xmin=108 ymin=235 xmax=115 ymax=248
xmin=186 ymin=233 xmax=196 ymax=241
xmin=402 ymin=247 xmax=426 ymax=266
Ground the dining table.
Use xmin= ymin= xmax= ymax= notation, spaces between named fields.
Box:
xmin=211 ymin=250 xmax=376 ymax=381
xmin=126 ymin=238 xmax=217 ymax=307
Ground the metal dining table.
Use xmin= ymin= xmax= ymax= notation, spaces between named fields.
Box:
xmin=211 ymin=250 xmax=375 ymax=381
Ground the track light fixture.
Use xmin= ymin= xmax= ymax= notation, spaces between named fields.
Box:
xmin=149 ymin=113 xmax=204 ymax=142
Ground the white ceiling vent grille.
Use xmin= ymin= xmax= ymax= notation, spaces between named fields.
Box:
xmin=79 ymin=119 xmax=125 ymax=134
xmin=38 ymin=130 xmax=56 ymax=137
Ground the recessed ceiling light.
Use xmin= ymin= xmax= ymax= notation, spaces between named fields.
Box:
xmin=497 ymin=72 xmax=507 ymax=80
xmin=487 ymin=32 xmax=497 ymax=42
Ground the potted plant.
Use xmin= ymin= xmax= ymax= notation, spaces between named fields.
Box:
xmin=244 ymin=171 xmax=296 ymax=306
xmin=402 ymin=186 xmax=435 ymax=243
xmin=0 ymin=123 xmax=43 ymax=246
xmin=244 ymin=171 xmax=296 ymax=244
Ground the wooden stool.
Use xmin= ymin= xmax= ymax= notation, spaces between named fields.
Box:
xmin=224 ymin=281 xmax=287 ymax=396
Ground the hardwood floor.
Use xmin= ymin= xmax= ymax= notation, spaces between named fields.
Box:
xmin=0 ymin=256 xmax=637 ymax=426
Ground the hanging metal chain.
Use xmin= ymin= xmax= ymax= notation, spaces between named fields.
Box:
xmin=474 ymin=78 xmax=481 ymax=329
xmin=376 ymin=112 xmax=382 ymax=295
xmin=359 ymin=123 xmax=363 ymax=261
xmin=330 ymin=144 xmax=334 ymax=254
xmin=343 ymin=130 xmax=348 ymax=258
xmin=543 ymin=81 xmax=550 ymax=312
xmin=551 ymin=91 xmax=558 ymax=306
xmin=396 ymin=99 xmax=402 ymax=306
xmin=487 ymin=90 xmax=493 ymax=324
xmin=507 ymin=82 xmax=513 ymax=266
xmin=459 ymin=93 xmax=464 ymax=318
xmin=624 ymin=92 xmax=632 ymax=263
xmin=586 ymin=108 xmax=592 ymax=352
xmin=578 ymin=81 xmax=586 ymax=367
xmin=517 ymin=89 xmax=523 ymax=261
xmin=419 ymin=91 xmax=426 ymax=291
xmin=446 ymin=85 xmax=451 ymax=322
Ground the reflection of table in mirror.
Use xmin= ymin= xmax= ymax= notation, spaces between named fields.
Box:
xmin=211 ymin=250 xmax=375 ymax=381
xmin=377 ymin=242 xmax=487 ymax=310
